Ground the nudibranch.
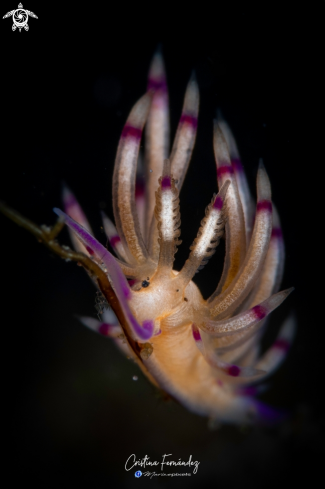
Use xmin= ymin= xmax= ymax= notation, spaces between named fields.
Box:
xmin=39 ymin=51 xmax=294 ymax=425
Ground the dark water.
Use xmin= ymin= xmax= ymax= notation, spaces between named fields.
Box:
xmin=1 ymin=4 xmax=323 ymax=488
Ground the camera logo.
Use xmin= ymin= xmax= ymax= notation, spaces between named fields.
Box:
xmin=135 ymin=471 xmax=142 ymax=478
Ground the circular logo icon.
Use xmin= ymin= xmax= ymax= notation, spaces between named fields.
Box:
xmin=13 ymin=8 xmax=28 ymax=29
xmin=135 ymin=470 xmax=142 ymax=478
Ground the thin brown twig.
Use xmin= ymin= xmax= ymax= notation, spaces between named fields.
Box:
xmin=0 ymin=201 xmax=143 ymax=363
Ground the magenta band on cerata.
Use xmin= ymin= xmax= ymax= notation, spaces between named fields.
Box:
xmin=192 ymin=325 xmax=201 ymax=341
xmin=256 ymin=200 xmax=272 ymax=212
xmin=110 ymin=235 xmax=121 ymax=247
xmin=271 ymin=227 xmax=283 ymax=239
xmin=121 ymin=124 xmax=142 ymax=140
xmin=98 ymin=323 xmax=111 ymax=336
xmin=217 ymin=165 xmax=234 ymax=178
xmin=213 ymin=195 xmax=223 ymax=210
xmin=161 ymin=175 xmax=171 ymax=189
xmin=231 ymin=158 xmax=243 ymax=172
xmin=227 ymin=365 xmax=240 ymax=377
xmin=180 ymin=113 xmax=198 ymax=129
xmin=147 ymin=78 xmax=167 ymax=92
xmin=135 ymin=179 xmax=145 ymax=197
xmin=273 ymin=338 xmax=290 ymax=351
xmin=252 ymin=305 xmax=267 ymax=320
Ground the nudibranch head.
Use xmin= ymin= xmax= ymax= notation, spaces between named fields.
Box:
xmin=55 ymin=50 xmax=294 ymax=426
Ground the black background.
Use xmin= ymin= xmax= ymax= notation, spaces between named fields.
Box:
xmin=1 ymin=2 xmax=323 ymax=488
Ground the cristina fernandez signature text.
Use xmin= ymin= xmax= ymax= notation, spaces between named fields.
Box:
xmin=125 ymin=454 xmax=200 ymax=474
